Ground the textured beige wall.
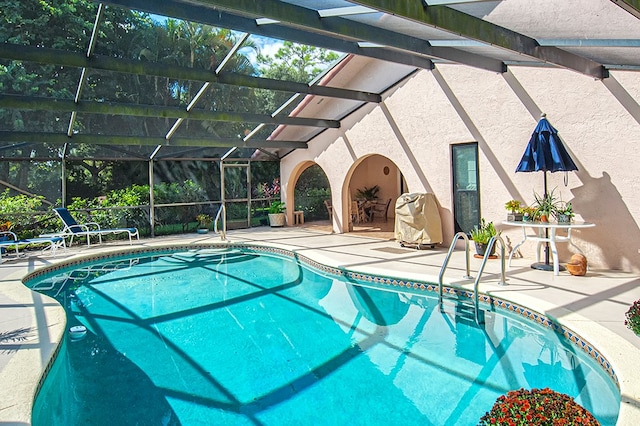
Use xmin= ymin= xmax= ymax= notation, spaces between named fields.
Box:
xmin=281 ymin=62 xmax=640 ymax=272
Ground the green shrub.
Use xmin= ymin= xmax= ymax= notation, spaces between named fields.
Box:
xmin=294 ymin=188 xmax=331 ymax=221
xmin=66 ymin=184 xmax=150 ymax=232
xmin=0 ymin=189 xmax=53 ymax=238
xmin=153 ymin=180 xmax=212 ymax=230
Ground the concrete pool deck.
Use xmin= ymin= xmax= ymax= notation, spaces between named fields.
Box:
xmin=1 ymin=227 xmax=639 ymax=424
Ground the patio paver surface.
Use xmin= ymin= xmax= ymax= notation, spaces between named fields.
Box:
xmin=1 ymin=227 xmax=639 ymax=424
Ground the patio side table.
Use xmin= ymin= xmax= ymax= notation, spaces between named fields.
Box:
xmin=502 ymin=220 xmax=596 ymax=275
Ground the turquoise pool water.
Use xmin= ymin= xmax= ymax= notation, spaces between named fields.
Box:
xmin=28 ymin=248 xmax=619 ymax=425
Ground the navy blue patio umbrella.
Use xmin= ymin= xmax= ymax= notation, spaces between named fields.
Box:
xmin=516 ymin=114 xmax=578 ymax=193
xmin=516 ymin=114 xmax=578 ymax=271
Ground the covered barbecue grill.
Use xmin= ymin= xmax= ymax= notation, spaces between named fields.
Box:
xmin=394 ymin=193 xmax=443 ymax=249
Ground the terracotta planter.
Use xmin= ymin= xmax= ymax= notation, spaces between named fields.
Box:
xmin=268 ymin=213 xmax=286 ymax=227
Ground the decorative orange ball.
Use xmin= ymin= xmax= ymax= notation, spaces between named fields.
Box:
xmin=566 ymin=253 xmax=587 ymax=276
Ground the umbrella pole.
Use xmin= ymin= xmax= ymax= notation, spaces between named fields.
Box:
xmin=531 ymin=171 xmax=565 ymax=272
xmin=530 ymin=172 xmax=553 ymax=271
xmin=544 ymin=172 xmax=550 ymax=266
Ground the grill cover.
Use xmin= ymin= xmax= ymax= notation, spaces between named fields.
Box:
xmin=394 ymin=193 xmax=443 ymax=246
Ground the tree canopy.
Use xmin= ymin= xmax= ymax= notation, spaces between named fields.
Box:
xmin=0 ymin=0 xmax=339 ymax=201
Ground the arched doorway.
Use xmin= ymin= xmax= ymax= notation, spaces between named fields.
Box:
xmin=344 ymin=155 xmax=403 ymax=237
xmin=287 ymin=161 xmax=332 ymax=226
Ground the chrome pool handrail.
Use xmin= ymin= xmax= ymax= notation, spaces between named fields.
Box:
xmin=438 ymin=231 xmax=473 ymax=303
xmin=214 ymin=203 xmax=227 ymax=241
xmin=438 ymin=232 xmax=508 ymax=324
xmin=472 ymin=234 xmax=508 ymax=322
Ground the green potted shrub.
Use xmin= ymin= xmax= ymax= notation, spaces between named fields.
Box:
xmin=520 ymin=206 xmax=537 ymax=222
xmin=554 ymin=201 xmax=574 ymax=223
xmin=470 ymin=218 xmax=498 ymax=256
xmin=478 ymin=387 xmax=599 ymax=425
xmin=505 ymin=200 xmax=523 ymax=221
xmin=267 ymin=200 xmax=286 ymax=227
xmin=356 ymin=185 xmax=380 ymax=220
xmin=196 ymin=214 xmax=212 ymax=234
xmin=533 ymin=190 xmax=559 ymax=223
xmin=356 ymin=185 xmax=380 ymax=202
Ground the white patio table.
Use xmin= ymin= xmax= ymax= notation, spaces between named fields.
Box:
xmin=502 ymin=220 xmax=596 ymax=275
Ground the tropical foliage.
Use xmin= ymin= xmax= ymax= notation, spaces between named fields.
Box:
xmin=356 ymin=185 xmax=380 ymax=201
xmin=0 ymin=0 xmax=336 ymax=207
xmin=268 ymin=201 xmax=286 ymax=214
xmin=0 ymin=189 xmax=54 ymax=238
xmin=470 ymin=218 xmax=498 ymax=244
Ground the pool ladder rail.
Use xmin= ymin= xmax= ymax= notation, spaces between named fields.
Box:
xmin=438 ymin=231 xmax=508 ymax=324
xmin=214 ymin=204 xmax=227 ymax=241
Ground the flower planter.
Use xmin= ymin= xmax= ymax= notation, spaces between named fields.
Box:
xmin=268 ymin=213 xmax=286 ymax=227
xmin=197 ymin=228 xmax=209 ymax=234
xmin=474 ymin=242 xmax=496 ymax=257
xmin=557 ymin=213 xmax=572 ymax=223
xmin=506 ymin=213 xmax=523 ymax=222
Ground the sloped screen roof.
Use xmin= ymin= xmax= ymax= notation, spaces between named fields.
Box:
xmin=1 ymin=0 xmax=639 ymax=160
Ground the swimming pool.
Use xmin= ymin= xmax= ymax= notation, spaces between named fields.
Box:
xmin=26 ymin=246 xmax=620 ymax=425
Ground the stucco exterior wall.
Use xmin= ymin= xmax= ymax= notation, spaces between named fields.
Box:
xmin=280 ymin=61 xmax=640 ymax=273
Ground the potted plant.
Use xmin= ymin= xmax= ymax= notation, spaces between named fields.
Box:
xmin=504 ymin=200 xmax=523 ymax=221
xmin=478 ymin=387 xmax=599 ymax=425
xmin=520 ymin=206 xmax=537 ymax=222
xmin=196 ymin=214 xmax=212 ymax=234
xmin=267 ymin=200 xmax=286 ymax=227
xmin=470 ymin=218 xmax=498 ymax=256
xmin=356 ymin=185 xmax=380 ymax=202
xmin=356 ymin=185 xmax=380 ymax=220
xmin=533 ymin=190 xmax=559 ymax=223
xmin=554 ymin=201 xmax=574 ymax=223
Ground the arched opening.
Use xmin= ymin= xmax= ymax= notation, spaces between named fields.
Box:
xmin=344 ymin=154 xmax=404 ymax=238
xmin=286 ymin=161 xmax=332 ymax=227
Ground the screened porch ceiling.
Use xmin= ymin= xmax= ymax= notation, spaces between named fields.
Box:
xmin=1 ymin=0 xmax=639 ymax=160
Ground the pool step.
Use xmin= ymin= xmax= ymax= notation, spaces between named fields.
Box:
xmin=455 ymin=302 xmax=484 ymax=326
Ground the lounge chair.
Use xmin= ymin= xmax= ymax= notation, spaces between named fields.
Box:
xmin=0 ymin=231 xmax=66 ymax=262
xmin=0 ymin=231 xmax=20 ymax=262
xmin=47 ymin=207 xmax=139 ymax=247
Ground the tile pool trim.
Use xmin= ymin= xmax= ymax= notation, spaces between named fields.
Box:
xmin=22 ymin=242 xmax=619 ymax=403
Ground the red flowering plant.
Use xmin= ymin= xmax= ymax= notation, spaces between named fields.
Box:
xmin=257 ymin=178 xmax=285 ymax=214
xmin=257 ymin=178 xmax=280 ymax=200
xmin=625 ymin=299 xmax=640 ymax=336
xmin=478 ymin=388 xmax=600 ymax=426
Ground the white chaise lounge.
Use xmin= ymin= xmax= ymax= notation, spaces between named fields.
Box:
xmin=47 ymin=207 xmax=139 ymax=247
